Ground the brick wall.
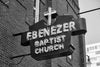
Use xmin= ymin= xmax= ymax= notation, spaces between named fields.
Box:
xmin=0 ymin=0 xmax=51 ymax=67
xmin=0 ymin=0 xmax=85 ymax=67
xmin=51 ymin=0 xmax=81 ymax=67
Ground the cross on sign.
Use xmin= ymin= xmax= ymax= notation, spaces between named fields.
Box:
xmin=44 ymin=7 xmax=57 ymax=25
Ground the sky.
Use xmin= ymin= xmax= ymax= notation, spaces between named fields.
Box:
xmin=79 ymin=0 xmax=100 ymax=45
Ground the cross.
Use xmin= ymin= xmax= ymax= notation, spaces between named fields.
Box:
xmin=44 ymin=7 xmax=57 ymax=25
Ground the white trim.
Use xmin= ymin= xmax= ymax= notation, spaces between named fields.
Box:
xmin=35 ymin=0 xmax=40 ymax=23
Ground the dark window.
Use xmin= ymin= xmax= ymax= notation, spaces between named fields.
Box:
xmin=95 ymin=51 xmax=100 ymax=55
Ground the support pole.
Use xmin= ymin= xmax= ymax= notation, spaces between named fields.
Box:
xmin=35 ymin=0 xmax=40 ymax=23
xmin=13 ymin=32 xmax=24 ymax=36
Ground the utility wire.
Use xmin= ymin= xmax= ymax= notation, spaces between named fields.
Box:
xmin=78 ymin=7 xmax=100 ymax=15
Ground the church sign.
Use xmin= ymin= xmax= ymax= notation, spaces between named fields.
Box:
xmin=30 ymin=15 xmax=75 ymax=60
xmin=21 ymin=15 xmax=87 ymax=60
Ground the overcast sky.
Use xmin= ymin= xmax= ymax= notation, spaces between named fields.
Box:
xmin=79 ymin=0 xmax=100 ymax=45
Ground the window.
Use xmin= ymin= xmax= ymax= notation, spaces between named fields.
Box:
xmin=97 ymin=62 xmax=100 ymax=66
xmin=95 ymin=51 xmax=100 ymax=55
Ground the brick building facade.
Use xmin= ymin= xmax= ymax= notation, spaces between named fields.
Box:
xmin=0 ymin=0 xmax=86 ymax=67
